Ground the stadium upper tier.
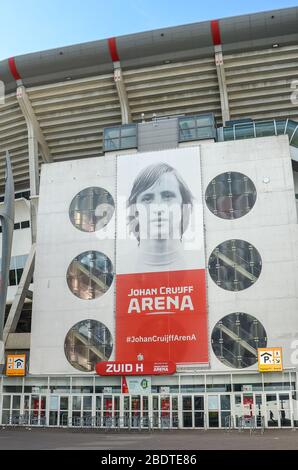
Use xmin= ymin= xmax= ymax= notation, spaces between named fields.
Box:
xmin=0 ymin=6 xmax=298 ymax=191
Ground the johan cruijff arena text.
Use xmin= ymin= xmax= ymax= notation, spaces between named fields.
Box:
xmin=1 ymin=6 xmax=298 ymax=430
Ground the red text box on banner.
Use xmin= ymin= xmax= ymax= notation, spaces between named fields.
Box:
xmin=116 ymin=269 xmax=208 ymax=364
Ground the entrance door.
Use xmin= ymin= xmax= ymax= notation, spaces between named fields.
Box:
xmin=49 ymin=395 xmax=69 ymax=426
xmin=207 ymin=395 xmax=219 ymax=428
xmin=278 ymin=393 xmax=292 ymax=428
xmin=102 ymin=395 xmax=120 ymax=428
xmin=152 ymin=395 xmax=179 ymax=428
xmin=1 ymin=394 xmax=22 ymax=425
xmin=234 ymin=393 xmax=263 ymax=428
xmin=266 ymin=394 xmax=279 ymax=427
xmin=181 ymin=395 xmax=205 ymax=428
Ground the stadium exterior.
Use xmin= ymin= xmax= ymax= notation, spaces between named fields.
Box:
xmin=1 ymin=6 xmax=298 ymax=430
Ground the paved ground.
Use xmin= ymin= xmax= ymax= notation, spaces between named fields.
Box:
xmin=0 ymin=427 xmax=297 ymax=450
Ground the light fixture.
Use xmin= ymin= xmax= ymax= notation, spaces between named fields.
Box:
xmin=272 ymin=44 xmax=279 ymax=48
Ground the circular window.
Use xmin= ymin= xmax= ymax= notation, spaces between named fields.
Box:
xmin=205 ymin=172 xmax=256 ymax=219
xmin=208 ymin=239 xmax=262 ymax=291
xmin=211 ymin=312 xmax=267 ymax=369
xmin=67 ymin=251 xmax=114 ymax=300
xmin=64 ymin=319 xmax=113 ymax=372
xmin=69 ymin=187 xmax=114 ymax=232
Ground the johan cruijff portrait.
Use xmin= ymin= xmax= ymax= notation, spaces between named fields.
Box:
xmin=125 ymin=161 xmax=195 ymax=270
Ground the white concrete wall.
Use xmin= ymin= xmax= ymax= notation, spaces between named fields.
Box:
xmin=29 ymin=135 xmax=298 ymax=376
xmin=201 ymin=135 xmax=298 ymax=371
xmin=30 ymin=157 xmax=116 ymax=374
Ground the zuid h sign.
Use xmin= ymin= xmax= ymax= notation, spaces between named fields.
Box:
xmin=96 ymin=361 xmax=176 ymax=376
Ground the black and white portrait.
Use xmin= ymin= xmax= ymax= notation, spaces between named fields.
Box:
xmin=117 ymin=148 xmax=205 ymax=274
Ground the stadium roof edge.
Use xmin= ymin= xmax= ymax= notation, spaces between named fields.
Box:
xmin=0 ymin=6 xmax=297 ymax=93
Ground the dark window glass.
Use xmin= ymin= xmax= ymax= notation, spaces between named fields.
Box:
xmin=208 ymin=239 xmax=262 ymax=291
xmin=211 ymin=312 xmax=267 ymax=369
xmin=16 ymin=268 xmax=23 ymax=284
xmin=9 ymin=269 xmax=16 ymax=286
xmin=20 ymin=221 xmax=30 ymax=229
xmin=14 ymin=223 xmax=20 ymax=230
xmin=67 ymin=251 xmax=114 ymax=300
xmin=205 ymin=172 xmax=257 ymax=220
xmin=69 ymin=187 xmax=114 ymax=232
xmin=64 ymin=319 xmax=113 ymax=372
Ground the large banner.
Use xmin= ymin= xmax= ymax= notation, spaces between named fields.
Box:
xmin=116 ymin=147 xmax=208 ymax=365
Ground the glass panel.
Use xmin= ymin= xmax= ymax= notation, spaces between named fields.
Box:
xmin=194 ymin=412 xmax=204 ymax=427
xmin=196 ymin=115 xmax=214 ymax=127
xmin=24 ymin=395 xmax=30 ymax=410
xmin=255 ymin=121 xmax=275 ymax=137
xmin=69 ymin=187 xmax=115 ymax=233
xmin=172 ymin=396 xmax=178 ymax=411
xmin=290 ymin=127 xmax=298 ymax=147
xmin=83 ymin=396 xmax=92 ymax=410
xmin=153 ymin=396 xmax=159 ymax=411
xmin=121 ymin=136 xmax=137 ymax=149
xmin=9 ymin=269 xmax=16 ymax=286
xmin=234 ymin=123 xmax=255 ymax=140
xmin=221 ymin=411 xmax=231 ymax=427
xmin=104 ymin=138 xmax=120 ymax=151
xmin=266 ymin=394 xmax=278 ymax=427
xmin=212 ymin=312 xmax=267 ymax=369
xmin=182 ymin=396 xmax=192 ymax=411
xmin=196 ymin=127 xmax=215 ymax=139
xmin=104 ymin=127 xmax=120 ymax=139
xmin=279 ymin=393 xmax=291 ymax=427
xmin=60 ymin=397 xmax=68 ymax=410
xmin=96 ymin=396 xmax=102 ymax=410
xmin=205 ymin=172 xmax=257 ymax=220
xmin=208 ymin=239 xmax=262 ymax=291
xmin=64 ymin=319 xmax=113 ymax=372
xmin=220 ymin=395 xmax=231 ymax=410
xmin=2 ymin=396 xmax=11 ymax=409
xmin=12 ymin=396 xmax=21 ymax=409
xmin=276 ymin=120 xmax=287 ymax=135
xmin=114 ymin=396 xmax=120 ymax=411
xmin=194 ymin=396 xmax=204 ymax=410
xmin=2 ymin=410 xmax=11 ymax=424
xmin=120 ymin=125 xmax=137 ymax=137
xmin=179 ymin=128 xmax=197 ymax=141
xmin=285 ymin=120 xmax=297 ymax=141
xmin=223 ymin=127 xmax=234 ymax=141
xmin=72 ymin=396 xmax=81 ymax=411
xmin=142 ymin=396 xmax=148 ymax=411
xmin=208 ymin=412 xmax=219 ymax=427
xmin=67 ymin=251 xmax=114 ymax=300
xmin=208 ymin=396 xmax=219 ymax=410
xmin=183 ymin=412 xmax=193 ymax=427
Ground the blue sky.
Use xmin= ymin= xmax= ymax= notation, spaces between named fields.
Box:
xmin=0 ymin=0 xmax=297 ymax=59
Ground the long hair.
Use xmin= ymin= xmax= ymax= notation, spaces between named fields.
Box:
xmin=127 ymin=162 xmax=194 ymax=242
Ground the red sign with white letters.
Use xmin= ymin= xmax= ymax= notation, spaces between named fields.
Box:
xmin=96 ymin=361 xmax=176 ymax=376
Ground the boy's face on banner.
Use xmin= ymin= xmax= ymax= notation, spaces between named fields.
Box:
xmin=135 ymin=172 xmax=183 ymax=240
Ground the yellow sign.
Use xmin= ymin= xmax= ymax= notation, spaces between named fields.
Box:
xmin=258 ymin=347 xmax=283 ymax=372
xmin=6 ymin=354 xmax=26 ymax=376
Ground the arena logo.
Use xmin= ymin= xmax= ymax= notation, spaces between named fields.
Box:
xmin=127 ymin=285 xmax=194 ymax=314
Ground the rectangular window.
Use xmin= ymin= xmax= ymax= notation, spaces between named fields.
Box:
xmin=178 ymin=114 xmax=216 ymax=143
xmin=104 ymin=125 xmax=137 ymax=152
xmin=20 ymin=221 xmax=30 ymax=229
xmin=9 ymin=269 xmax=17 ymax=286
